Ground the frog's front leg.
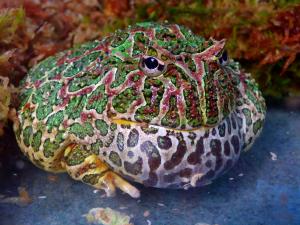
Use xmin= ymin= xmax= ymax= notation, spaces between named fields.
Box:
xmin=62 ymin=144 xmax=140 ymax=198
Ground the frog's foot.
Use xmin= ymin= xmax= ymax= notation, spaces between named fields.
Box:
xmin=62 ymin=144 xmax=140 ymax=198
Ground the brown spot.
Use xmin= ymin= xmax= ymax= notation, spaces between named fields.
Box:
xmin=205 ymin=160 xmax=212 ymax=168
xmin=187 ymin=137 xmax=204 ymax=165
xmin=124 ymin=157 xmax=143 ymax=175
xmin=231 ymin=115 xmax=237 ymax=129
xmin=179 ymin=168 xmax=192 ymax=178
xmin=212 ymin=128 xmax=216 ymax=136
xmin=218 ymin=123 xmax=226 ymax=137
xmin=204 ymin=130 xmax=209 ymax=138
xmin=164 ymin=141 xmax=187 ymax=170
xmin=163 ymin=173 xmax=177 ymax=183
xmin=143 ymin=172 xmax=158 ymax=186
xmin=210 ymin=139 xmax=223 ymax=171
xmin=231 ymin=135 xmax=240 ymax=154
xmin=127 ymin=128 xmax=139 ymax=147
xmin=226 ymin=117 xmax=231 ymax=134
xmin=157 ymin=136 xmax=172 ymax=150
xmin=210 ymin=139 xmax=222 ymax=156
xmin=140 ymin=141 xmax=161 ymax=171
xmin=224 ymin=140 xmax=231 ymax=156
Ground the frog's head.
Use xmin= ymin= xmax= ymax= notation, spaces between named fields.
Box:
xmin=106 ymin=22 xmax=239 ymax=129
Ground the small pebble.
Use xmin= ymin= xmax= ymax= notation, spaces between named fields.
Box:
xmin=93 ymin=190 xmax=99 ymax=194
xmin=229 ymin=177 xmax=234 ymax=181
xmin=143 ymin=210 xmax=150 ymax=217
xmin=238 ymin=173 xmax=244 ymax=177
xmin=157 ymin=203 xmax=165 ymax=207
xmin=38 ymin=196 xmax=47 ymax=199
xmin=270 ymin=152 xmax=277 ymax=161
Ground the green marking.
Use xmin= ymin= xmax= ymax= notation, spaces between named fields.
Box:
xmin=66 ymin=95 xmax=87 ymax=120
xmin=69 ymin=40 xmax=100 ymax=58
xmin=86 ymin=85 xmax=108 ymax=114
xmin=19 ymin=88 xmax=33 ymax=108
xmin=65 ymin=145 xmax=91 ymax=166
xmin=91 ymin=139 xmax=103 ymax=155
xmin=147 ymin=46 xmax=157 ymax=57
xmin=253 ymin=119 xmax=263 ymax=135
xmin=242 ymin=108 xmax=252 ymax=126
xmin=95 ymin=119 xmax=109 ymax=136
xmin=135 ymin=78 xmax=164 ymax=123
xmin=161 ymin=96 xmax=180 ymax=128
xmin=111 ymin=31 xmax=129 ymax=48
xmin=32 ymin=81 xmax=62 ymax=120
xmin=203 ymin=65 xmax=219 ymax=125
xmin=23 ymin=126 xmax=33 ymax=147
xmin=68 ymin=72 xmax=102 ymax=92
xmin=184 ymin=56 xmax=196 ymax=72
xmin=55 ymin=130 xmax=65 ymax=144
xmin=43 ymin=138 xmax=59 ymax=158
xmin=32 ymin=130 xmax=42 ymax=152
xmin=29 ymin=56 xmax=57 ymax=82
xmin=132 ymin=32 xmax=149 ymax=56
xmin=46 ymin=111 xmax=64 ymax=131
xmin=63 ymin=51 xmax=101 ymax=77
xmin=109 ymin=151 xmax=122 ymax=167
xmin=110 ymin=65 xmax=133 ymax=88
xmin=110 ymin=123 xmax=117 ymax=131
xmin=112 ymin=87 xmax=139 ymax=113
xmin=183 ymin=80 xmax=202 ymax=127
xmin=82 ymin=174 xmax=102 ymax=185
xmin=69 ymin=122 xmax=94 ymax=139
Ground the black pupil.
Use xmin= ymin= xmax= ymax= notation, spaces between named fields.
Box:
xmin=144 ymin=57 xmax=158 ymax=69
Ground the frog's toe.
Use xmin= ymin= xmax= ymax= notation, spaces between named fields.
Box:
xmin=63 ymin=144 xmax=140 ymax=198
xmin=104 ymin=171 xmax=140 ymax=198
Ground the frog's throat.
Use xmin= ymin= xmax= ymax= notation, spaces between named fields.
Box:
xmin=111 ymin=118 xmax=208 ymax=132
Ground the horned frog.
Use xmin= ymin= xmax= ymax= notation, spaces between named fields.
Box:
xmin=11 ymin=22 xmax=266 ymax=198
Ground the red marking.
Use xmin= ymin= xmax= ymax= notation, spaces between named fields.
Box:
xmin=169 ymin=24 xmax=184 ymax=39
xmin=57 ymin=54 xmax=68 ymax=66
xmin=63 ymin=120 xmax=68 ymax=129
xmin=34 ymin=80 xmax=42 ymax=88
xmin=194 ymin=39 xmax=226 ymax=62
xmin=52 ymin=73 xmax=62 ymax=80
xmin=150 ymin=86 xmax=159 ymax=106
xmin=80 ymin=112 xmax=95 ymax=123
xmin=88 ymin=93 xmax=103 ymax=105
xmin=23 ymin=103 xmax=32 ymax=112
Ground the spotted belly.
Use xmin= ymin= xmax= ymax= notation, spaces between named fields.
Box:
xmin=99 ymin=110 xmax=245 ymax=189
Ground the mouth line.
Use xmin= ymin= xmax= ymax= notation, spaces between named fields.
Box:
xmin=111 ymin=118 xmax=206 ymax=132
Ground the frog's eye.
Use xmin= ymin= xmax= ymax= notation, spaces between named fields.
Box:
xmin=140 ymin=56 xmax=165 ymax=76
xmin=218 ymin=50 xmax=228 ymax=65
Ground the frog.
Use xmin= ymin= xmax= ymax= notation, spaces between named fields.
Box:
xmin=10 ymin=22 xmax=266 ymax=198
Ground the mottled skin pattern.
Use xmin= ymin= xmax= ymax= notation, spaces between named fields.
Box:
xmin=13 ymin=22 xmax=266 ymax=197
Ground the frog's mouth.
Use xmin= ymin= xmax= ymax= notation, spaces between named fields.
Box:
xmin=111 ymin=118 xmax=206 ymax=132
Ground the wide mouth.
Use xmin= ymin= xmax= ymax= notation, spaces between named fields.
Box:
xmin=111 ymin=118 xmax=207 ymax=132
